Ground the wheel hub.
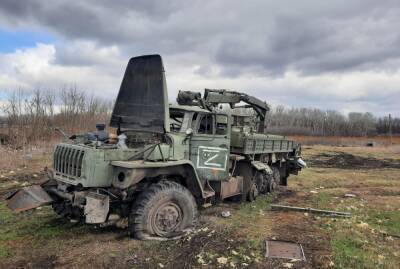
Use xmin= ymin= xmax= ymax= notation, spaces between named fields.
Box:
xmin=153 ymin=202 xmax=183 ymax=236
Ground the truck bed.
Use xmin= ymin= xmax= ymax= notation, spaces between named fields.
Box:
xmin=230 ymin=136 xmax=296 ymax=155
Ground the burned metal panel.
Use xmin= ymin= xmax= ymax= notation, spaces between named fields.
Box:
xmin=84 ymin=192 xmax=109 ymax=224
xmin=110 ymin=54 xmax=170 ymax=133
xmin=265 ymin=240 xmax=306 ymax=261
xmin=6 ymin=185 xmax=53 ymax=212
xmin=220 ymin=176 xmax=243 ymax=199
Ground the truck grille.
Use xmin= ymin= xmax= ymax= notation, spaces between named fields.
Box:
xmin=53 ymin=145 xmax=85 ymax=178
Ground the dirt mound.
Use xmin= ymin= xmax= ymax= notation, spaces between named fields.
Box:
xmin=308 ymin=152 xmax=400 ymax=169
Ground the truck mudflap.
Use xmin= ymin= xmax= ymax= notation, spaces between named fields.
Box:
xmin=297 ymin=158 xmax=307 ymax=168
xmin=6 ymin=185 xmax=53 ymax=213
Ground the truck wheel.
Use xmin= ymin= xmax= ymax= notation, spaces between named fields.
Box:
xmin=269 ymin=167 xmax=280 ymax=192
xmin=255 ymin=172 xmax=268 ymax=194
xmin=129 ymin=181 xmax=198 ymax=239
xmin=247 ymin=183 xmax=259 ymax=201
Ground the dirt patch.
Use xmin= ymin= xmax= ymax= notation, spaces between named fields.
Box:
xmin=237 ymin=189 xmax=333 ymax=269
xmin=308 ymin=152 xmax=400 ymax=169
xmin=264 ymin=212 xmax=332 ymax=269
xmin=2 ymin=254 xmax=58 ymax=269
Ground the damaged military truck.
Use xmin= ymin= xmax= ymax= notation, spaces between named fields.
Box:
xmin=7 ymin=55 xmax=306 ymax=239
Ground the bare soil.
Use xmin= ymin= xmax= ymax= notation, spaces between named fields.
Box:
xmin=307 ymin=151 xmax=400 ymax=169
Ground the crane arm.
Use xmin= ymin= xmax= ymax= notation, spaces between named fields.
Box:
xmin=177 ymin=89 xmax=270 ymax=133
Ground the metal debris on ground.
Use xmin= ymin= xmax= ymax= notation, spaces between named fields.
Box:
xmin=344 ymin=193 xmax=357 ymax=198
xmin=265 ymin=240 xmax=306 ymax=261
xmin=221 ymin=210 xmax=231 ymax=218
xmin=6 ymin=185 xmax=53 ymax=212
xmin=270 ymin=204 xmax=352 ymax=218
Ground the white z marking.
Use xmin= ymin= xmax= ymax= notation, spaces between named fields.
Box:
xmin=203 ymin=150 xmax=222 ymax=167
xmin=197 ymin=146 xmax=228 ymax=171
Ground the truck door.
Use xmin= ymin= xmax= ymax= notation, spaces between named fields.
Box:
xmin=189 ymin=112 xmax=230 ymax=181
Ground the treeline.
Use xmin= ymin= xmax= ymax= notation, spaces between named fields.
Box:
xmin=1 ymin=87 xmax=113 ymax=146
xmin=1 ymin=88 xmax=399 ymax=147
xmin=265 ymin=105 xmax=399 ymax=136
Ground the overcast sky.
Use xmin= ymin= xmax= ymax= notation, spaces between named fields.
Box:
xmin=0 ymin=0 xmax=399 ymax=116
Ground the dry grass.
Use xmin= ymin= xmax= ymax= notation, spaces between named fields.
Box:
xmin=0 ymin=144 xmax=399 ymax=268
xmin=289 ymin=135 xmax=400 ymax=146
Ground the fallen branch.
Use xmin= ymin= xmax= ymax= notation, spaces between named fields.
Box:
xmin=270 ymin=204 xmax=352 ymax=218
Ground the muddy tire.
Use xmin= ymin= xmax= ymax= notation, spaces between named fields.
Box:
xmin=247 ymin=182 xmax=259 ymax=201
xmin=255 ymin=171 xmax=268 ymax=194
xmin=129 ymin=181 xmax=198 ymax=240
xmin=268 ymin=167 xmax=280 ymax=192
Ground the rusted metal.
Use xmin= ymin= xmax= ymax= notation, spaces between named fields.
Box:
xmin=6 ymin=185 xmax=53 ymax=212
xmin=265 ymin=240 xmax=306 ymax=260
xmin=84 ymin=192 xmax=109 ymax=224
xmin=270 ymin=204 xmax=351 ymax=217
xmin=220 ymin=176 xmax=243 ymax=199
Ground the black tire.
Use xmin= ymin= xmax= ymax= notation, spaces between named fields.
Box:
xmin=129 ymin=181 xmax=198 ymax=240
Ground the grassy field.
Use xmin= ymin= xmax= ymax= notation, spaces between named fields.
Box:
xmin=0 ymin=144 xmax=399 ymax=268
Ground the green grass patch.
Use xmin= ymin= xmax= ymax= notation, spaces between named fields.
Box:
xmin=0 ymin=201 xmax=91 ymax=247
xmin=311 ymin=192 xmax=332 ymax=209
xmin=228 ymin=193 xmax=277 ymax=229
xmin=0 ymin=242 xmax=11 ymax=258
xmin=363 ymin=210 xmax=400 ymax=236
xmin=332 ymin=232 xmax=376 ymax=269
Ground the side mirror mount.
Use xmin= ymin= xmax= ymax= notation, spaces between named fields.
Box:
xmin=183 ymin=128 xmax=193 ymax=144
xmin=185 ymin=128 xmax=193 ymax=136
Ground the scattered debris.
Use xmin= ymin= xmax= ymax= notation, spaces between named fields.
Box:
xmin=282 ymin=262 xmax=294 ymax=268
xmin=23 ymin=154 xmax=33 ymax=160
xmin=356 ymin=222 xmax=369 ymax=229
xmin=196 ymin=254 xmax=206 ymax=265
xmin=270 ymin=204 xmax=352 ymax=218
xmin=231 ymin=250 xmax=239 ymax=256
xmin=344 ymin=193 xmax=357 ymax=198
xmin=378 ymin=230 xmax=400 ymax=239
xmin=310 ymin=190 xmax=318 ymax=194
xmin=221 ymin=210 xmax=231 ymax=218
xmin=217 ymin=256 xmax=228 ymax=265
xmin=366 ymin=141 xmax=375 ymax=147
xmin=265 ymin=240 xmax=306 ymax=261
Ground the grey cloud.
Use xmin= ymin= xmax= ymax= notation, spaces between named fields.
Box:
xmin=2 ymin=0 xmax=400 ymax=76
xmin=1 ymin=0 xmax=400 ymax=116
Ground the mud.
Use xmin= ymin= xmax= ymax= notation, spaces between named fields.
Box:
xmin=308 ymin=152 xmax=400 ymax=169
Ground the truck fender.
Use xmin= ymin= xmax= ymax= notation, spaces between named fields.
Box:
xmin=251 ymin=161 xmax=273 ymax=175
xmin=111 ymin=160 xmax=206 ymax=199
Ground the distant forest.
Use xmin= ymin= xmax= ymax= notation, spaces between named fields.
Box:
xmin=265 ymin=106 xmax=399 ymax=136
xmin=0 ymin=88 xmax=398 ymax=146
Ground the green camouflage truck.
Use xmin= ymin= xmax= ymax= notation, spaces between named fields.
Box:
xmin=6 ymin=55 xmax=306 ymax=239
